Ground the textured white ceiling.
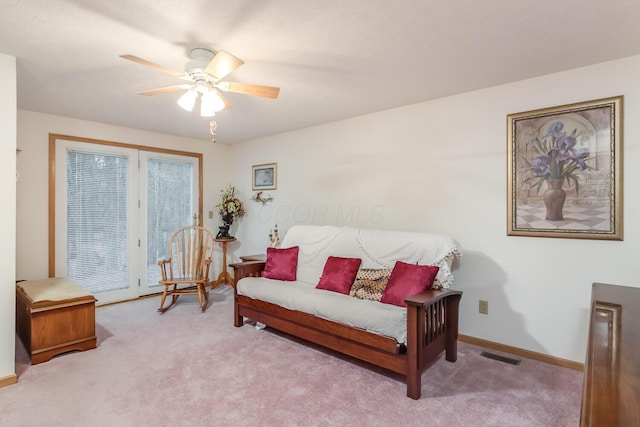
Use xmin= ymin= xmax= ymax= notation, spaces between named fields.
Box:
xmin=1 ymin=0 xmax=640 ymax=143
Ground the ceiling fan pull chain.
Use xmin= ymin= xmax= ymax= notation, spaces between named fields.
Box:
xmin=210 ymin=120 xmax=217 ymax=143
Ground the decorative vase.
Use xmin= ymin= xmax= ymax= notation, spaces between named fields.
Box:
xmin=543 ymin=178 xmax=566 ymax=221
xmin=216 ymin=214 xmax=234 ymax=239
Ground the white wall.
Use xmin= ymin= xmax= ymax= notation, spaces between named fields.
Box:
xmin=0 ymin=53 xmax=17 ymax=382
xmin=228 ymin=55 xmax=640 ymax=363
xmin=10 ymin=55 xmax=640 ymax=365
xmin=16 ymin=111 xmax=233 ymax=281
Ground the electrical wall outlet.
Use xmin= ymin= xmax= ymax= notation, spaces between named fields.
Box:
xmin=208 ymin=210 xmax=214 ymax=219
xmin=479 ymin=300 xmax=489 ymax=315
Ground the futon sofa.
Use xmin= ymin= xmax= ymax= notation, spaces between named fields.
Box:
xmin=231 ymin=225 xmax=462 ymax=399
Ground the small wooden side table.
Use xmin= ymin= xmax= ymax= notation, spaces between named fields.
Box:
xmin=213 ymin=237 xmax=236 ymax=287
xmin=240 ymin=254 xmax=266 ymax=262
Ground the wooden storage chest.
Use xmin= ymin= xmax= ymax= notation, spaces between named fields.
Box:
xmin=16 ymin=278 xmax=97 ymax=365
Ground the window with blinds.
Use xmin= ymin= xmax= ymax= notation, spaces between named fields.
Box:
xmin=66 ymin=150 xmax=129 ymax=293
xmin=146 ymin=158 xmax=195 ymax=287
xmin=52 ymin=135 xmax=201 ymax=304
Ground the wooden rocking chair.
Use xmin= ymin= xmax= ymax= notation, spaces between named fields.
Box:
xmin=157 ymin=226 xmax=215 ymax=313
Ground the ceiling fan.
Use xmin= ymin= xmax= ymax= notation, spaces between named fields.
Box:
xmin=120 ymin=48 xmax=280 ymax=116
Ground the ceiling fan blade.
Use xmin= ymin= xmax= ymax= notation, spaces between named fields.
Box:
xmin=215 ymin=89 xmax=232 ymax=110
xmin=137 ymin=85 xmax=191 ymax=96
xmin=217 ymin=82 xmax=280 ymax=99
xmin=120 ymin=55 xmax=185 ymax=77
xmin=205 ymin=50 xmax=245 ymax=81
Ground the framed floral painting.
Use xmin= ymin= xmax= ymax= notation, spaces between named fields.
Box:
xmin=507 ymin=96 xmax=623 ymax=240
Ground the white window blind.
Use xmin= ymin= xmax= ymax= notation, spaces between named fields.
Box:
xmin=146 ymin=158 xmax=194 ymax=287
xmin=66 ymin=150 xmax=129 ymax=293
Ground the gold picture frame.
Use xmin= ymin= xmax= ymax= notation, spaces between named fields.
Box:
xmin=252 ymin=163 xmax=277 ymax=191
xmin=507 ymin=96 xmax=623 ymax=240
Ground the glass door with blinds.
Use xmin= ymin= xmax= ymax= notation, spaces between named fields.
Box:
xmin=139 ymin=152 xmax=199 ymax=295
xmin=54 ymin=138 xmax=200 ymax=304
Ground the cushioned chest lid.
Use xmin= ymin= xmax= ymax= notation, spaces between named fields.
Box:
xmin=17 ymin=278 xmax=93 ymax=303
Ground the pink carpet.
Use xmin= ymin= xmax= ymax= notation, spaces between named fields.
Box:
xmin=1 ymin=285 xmax=583 ymax=426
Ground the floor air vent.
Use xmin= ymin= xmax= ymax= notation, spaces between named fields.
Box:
xmin=480 ymin=351 xmax=521 ymax=365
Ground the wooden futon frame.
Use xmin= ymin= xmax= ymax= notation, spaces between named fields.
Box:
xmin=231 ymin=260 xmax=462 ymax=400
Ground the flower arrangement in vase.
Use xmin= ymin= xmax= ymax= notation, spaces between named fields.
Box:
xmin=215 ymin=185 xmax=245 ymax=239
xmin=524 ymin=121 xmax=591 ymax=220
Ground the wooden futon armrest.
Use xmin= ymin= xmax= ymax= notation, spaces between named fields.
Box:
xmin=230 ymin=260 xmax=266 ymax=282
xmin=405 ymin=288 xmax=463 ymax=307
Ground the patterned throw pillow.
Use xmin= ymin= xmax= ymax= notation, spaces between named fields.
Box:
xmin=349 ymin=269 xmax=392 ymax=301
xmin=431 ymin=252 xmax=456 ymax=289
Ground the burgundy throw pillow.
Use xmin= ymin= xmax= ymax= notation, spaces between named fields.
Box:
xmin=262 ymin=246 xmax=299 ymax=281
xmin=380 ymin=261 xmax=440 ymax=307
xmin=315 ymin=256 xmax=362 ymax=294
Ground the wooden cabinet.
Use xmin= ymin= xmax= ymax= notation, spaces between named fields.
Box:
xmin=581 ymin=283 xmax=640 ymax=426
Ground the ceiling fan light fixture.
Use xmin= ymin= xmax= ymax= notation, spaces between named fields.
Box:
xmin=122 ymin=47 xmax=280 ymax=121
xmin=177 ymin=89 xmax=197 ymax=112
xmin=200 ymin=90 xmax=225 ymax=117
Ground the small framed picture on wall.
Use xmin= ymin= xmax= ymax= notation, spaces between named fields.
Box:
xmin=252 ymin=163 xmax=277 ymax=191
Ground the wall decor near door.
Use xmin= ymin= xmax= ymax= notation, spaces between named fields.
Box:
xmin=507 ymin=96 xmax=623 ymax=240
xmin=252 ymin=163 xmax=277 ymax=191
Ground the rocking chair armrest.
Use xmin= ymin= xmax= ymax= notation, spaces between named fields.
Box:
xmin=157 ymin=258 xmax=171 ymax=282
xmin=203 ymin=257 xmax=212 ymax=278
